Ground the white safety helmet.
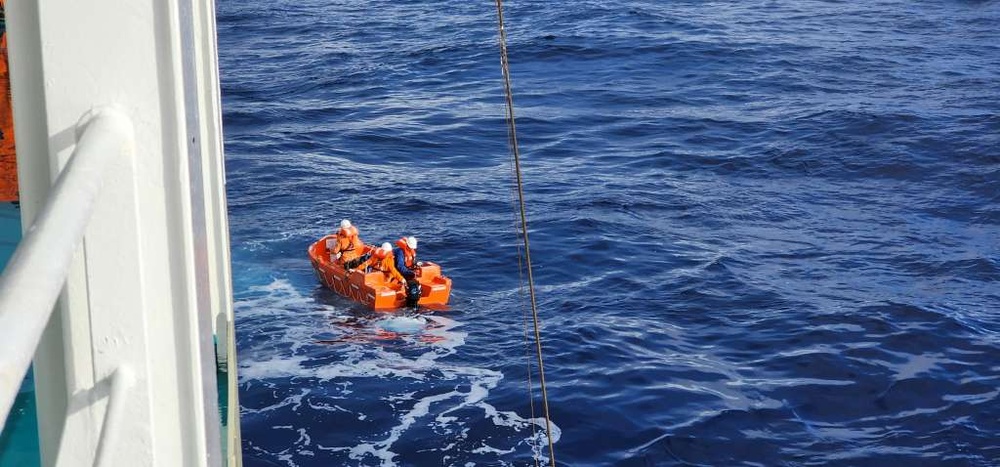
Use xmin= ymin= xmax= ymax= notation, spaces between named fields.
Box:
xmin=380 ymin=242 xmax=393 ymax=253
xmin=340 ymin=219 xmax=352 ymax=230
xmin=406 ymin=236 xmax=417 ymax=250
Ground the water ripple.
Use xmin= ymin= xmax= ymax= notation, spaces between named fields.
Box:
xmin=220 ymin=0 xmax=1000 ymax=465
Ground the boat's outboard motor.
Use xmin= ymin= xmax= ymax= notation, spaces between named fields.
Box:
xmin=405 ymin=279 xmax=421 ymax=308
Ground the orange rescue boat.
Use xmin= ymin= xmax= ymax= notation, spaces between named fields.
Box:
xmin=308 ymin=235 xmax=452 ymax=310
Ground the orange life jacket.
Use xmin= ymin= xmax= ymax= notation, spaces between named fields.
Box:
xmin=334 ymin=226 xmax=363 ymax=262
xmin=394 ymin=238 xmax=416 ymax=268
xmin=364 ymin=248 xmax=404 ymax=284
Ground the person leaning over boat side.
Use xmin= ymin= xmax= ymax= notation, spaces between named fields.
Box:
xmin=359 ymin=242 xmax=406 ymax=285
xmin=393 ymin=236 xmax=421 ymax=307
xmin=333 ymin=219 xmax=367 ymax=269
xmin=392 ymin=236 xmax=418 ymax=280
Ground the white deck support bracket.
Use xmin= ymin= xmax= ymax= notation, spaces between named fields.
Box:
xmin=5 ymin=0 xmax=240 ymax=465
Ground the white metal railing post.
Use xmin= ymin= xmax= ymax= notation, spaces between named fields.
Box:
xmin=93 ymin=366 xmax=134 ymax=467
xmin=0 ymin=109 xmax=133 ymax=429
xmin=7 ymin=0 xmax=240 ymax=463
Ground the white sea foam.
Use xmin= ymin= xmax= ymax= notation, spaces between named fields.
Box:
xmin=239 ymin=356 xmax=308 ymax=382
xmin=242 ymin=388 xmax=308 ymax=415
xmin=237 ymin=277 xmax=561 ymax=465
xmin=472 ymin=444 xmax=516 ymax=455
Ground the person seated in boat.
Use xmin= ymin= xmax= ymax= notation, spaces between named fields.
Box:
xmin=359 ymin=242 xmax=406 ymax=285
xmin=332 ymin=219 xmax=367 ymax=269
xmin=393 ymin=236 xmax=421 ymax=307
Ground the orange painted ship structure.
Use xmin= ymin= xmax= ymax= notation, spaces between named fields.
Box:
xmin=0 ymin=1 xmax=19 ymax=202
xmin=308 ymin=235 xmax=452 ymax=310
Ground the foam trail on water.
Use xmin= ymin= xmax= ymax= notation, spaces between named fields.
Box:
xmin=236 ymin=277 xmax=560 ymax=466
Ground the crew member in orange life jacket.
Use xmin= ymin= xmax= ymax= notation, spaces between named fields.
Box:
xmin=333 ymin=219 xmax=366 ymax=269
xmin=393 ymin=236 xmax=422 ymax=307
xmin=360 ymin=242 xmax=406 ymax=284
xmin=392 ymin=236 xmax=418 ymax=280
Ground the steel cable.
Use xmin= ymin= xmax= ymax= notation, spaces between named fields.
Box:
xmin=493 ymin=1 xmax=556 ymax=465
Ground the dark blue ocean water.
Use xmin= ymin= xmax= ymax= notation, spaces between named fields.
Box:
xmin=217 ymin=1 xmax=1000 ymax=465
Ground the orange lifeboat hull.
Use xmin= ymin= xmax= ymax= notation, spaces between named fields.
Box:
xmin=308 ymin=235 xmax=452 ymax=310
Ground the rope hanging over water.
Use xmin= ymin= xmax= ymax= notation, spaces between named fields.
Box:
xmin=493 ymin=1 xmax=557 ymax=465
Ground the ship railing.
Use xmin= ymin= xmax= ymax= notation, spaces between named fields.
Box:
xmin=0 ymin=109 xmax=133 ymax=444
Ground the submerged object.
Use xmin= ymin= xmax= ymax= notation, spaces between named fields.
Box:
xmin=308 ymin=234 xmax=452 ymax=310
